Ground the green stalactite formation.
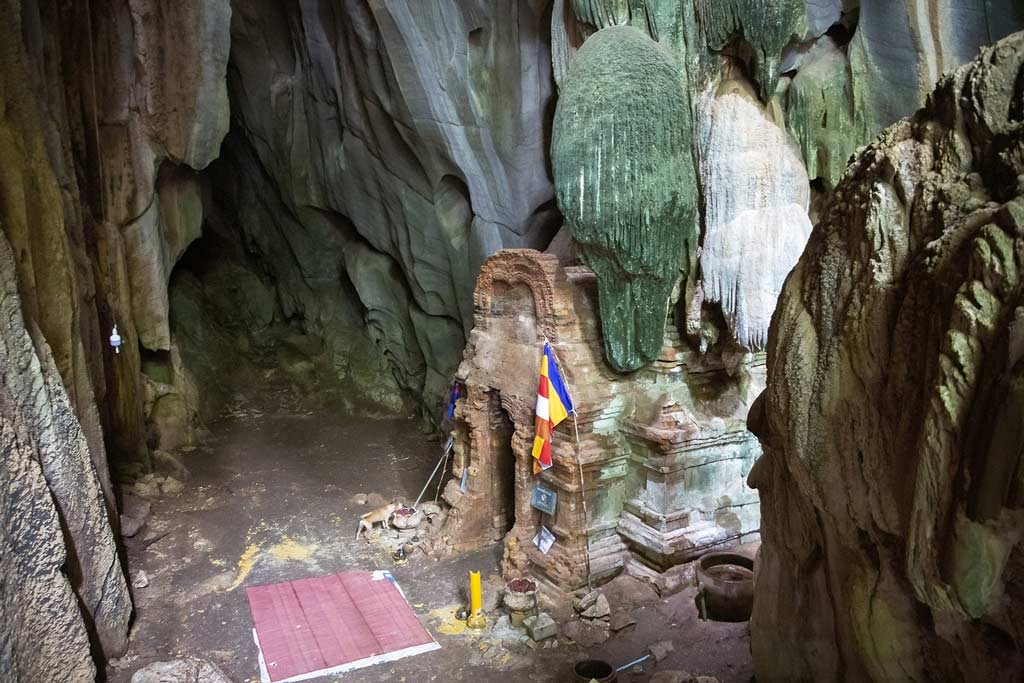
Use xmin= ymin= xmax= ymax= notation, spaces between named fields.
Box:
xmin=786 ymin=39 xmax=858 ymax=189
xmin=552 ymin=25 xmax=695 ymax=372
xmin=570 ymin=0 xmax=630 ymax=27
xmin=570 ymin=0 xmax=659 ymax=39
xmin=694 ymin=0 xmax=806 ymax=100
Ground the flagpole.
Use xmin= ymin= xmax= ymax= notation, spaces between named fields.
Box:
xmin=571 ymin=409 xmax=592 ymax=590
xmin=545 ymin=337 xmax=592 ymax=590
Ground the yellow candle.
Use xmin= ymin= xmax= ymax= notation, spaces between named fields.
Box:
xmin=467 ymin=571 xmax=486 ymax=628
xmin=469 ymin=571 xmax=482 ymax=614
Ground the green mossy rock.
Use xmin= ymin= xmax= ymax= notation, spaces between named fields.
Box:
xmin=570 ymin=0 xmax=658 ymax=37
xmin=785 ymin=38 xmax=857 ymax=189
xmin=694 ymin=0 xmax=806 ymax=100
xmin=571 ymin=0 xmax=632 ymax=27
xmin=552 ymin=25 xmax=695 ymax=372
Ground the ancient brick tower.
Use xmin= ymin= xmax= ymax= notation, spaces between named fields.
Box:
xmin=440 ymin=250 xmax=762 ymax=593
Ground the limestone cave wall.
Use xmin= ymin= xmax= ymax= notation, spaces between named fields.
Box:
xmin=222 ymin=1 xmax=560 ymax=415
xmin=748 ymin=31 xmax=1024 ymax=681
xmin=0 ymin=226 xmax=128 ymax=682
xmin=0 ymin=1 xmax=557 ymax=678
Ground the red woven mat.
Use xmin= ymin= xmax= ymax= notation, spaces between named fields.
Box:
xmin=246 ymin=571 xmax=437 ymax=682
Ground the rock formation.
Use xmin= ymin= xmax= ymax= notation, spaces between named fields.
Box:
xmin=849 ymin=0 xmax=1024 ymax=143
xmin=553 ymin=1 xmax=1024 ymax=356
xmin=784 ymin=35 xmax=856 ymax=191
xmin=224 ymin=0 xmax=558 ymax=412
xmin=552 ymin=25 xmax=695 ymax=372
xmin=749 ymin=31 xmax=1024 ymax=681
xmin=698 ymin=63 xmax=814 ymax=350
xmin=693 ymin=0 xmax=807 ymax=101
xmin=0 ymin=231 xmax=121 ymax=681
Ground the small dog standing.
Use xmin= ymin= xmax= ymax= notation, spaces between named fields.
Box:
xmin=355 ymin=502 xmax=399 ymax=540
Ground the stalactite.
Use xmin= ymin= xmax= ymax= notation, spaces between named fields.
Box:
xmin=699 ymin=79 xmax=813 ymax=350
xmin=694 ymin=0 xmax=807 ymax=100
xmin=785 ymin=37 xmax=857 ymax=190
xmin=552 ymin=25 xmax=695 ymax=371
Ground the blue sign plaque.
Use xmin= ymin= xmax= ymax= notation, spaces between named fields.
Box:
xmin=530 ymin=484 xmax=557 ymax=516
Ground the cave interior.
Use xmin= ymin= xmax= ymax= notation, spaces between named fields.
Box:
xmin=2 ymin=1 xmax=1024 ymax=683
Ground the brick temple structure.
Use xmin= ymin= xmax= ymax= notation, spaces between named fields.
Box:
xmin=440 ymin=249 xmax=762 ymax=593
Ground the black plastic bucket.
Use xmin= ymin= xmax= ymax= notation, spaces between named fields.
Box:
xmin=572 ymin=659 xmax=617 ymax=682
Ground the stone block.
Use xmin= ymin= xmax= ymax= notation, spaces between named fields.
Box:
xmin=523 ymin=613 xmax=557 ymax=641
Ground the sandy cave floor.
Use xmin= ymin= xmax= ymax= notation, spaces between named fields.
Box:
xmin=106 ymin=389 xmax=753 ymax=683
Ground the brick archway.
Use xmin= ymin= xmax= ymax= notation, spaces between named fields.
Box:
xmin=473 ymin=249 xmax=563 ymax=342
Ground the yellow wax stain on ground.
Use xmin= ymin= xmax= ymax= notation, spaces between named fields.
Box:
xmin=227 ymin=536 xmax=318 ymax=591
xmin=228 ymin=543 xmax=261 ymax=591
xmin=429 ymin=605 xmax=469 ymax=636
xmin=268 ymin=537 xmax=317 ymax=561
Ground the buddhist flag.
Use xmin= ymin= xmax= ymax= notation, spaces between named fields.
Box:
xmin=532 ymin=341 xmax=574 ymax=474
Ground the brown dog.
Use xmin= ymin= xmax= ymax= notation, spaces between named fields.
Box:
xmin=355 ymin=502 xmax=399 ymax=540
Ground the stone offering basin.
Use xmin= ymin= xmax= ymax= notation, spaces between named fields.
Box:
xmin=696 ymin=551 xmax=755 ymax=622
xmin=391 ymin=506 xmax=422 ymax=530
xmin=502 ymin=577 xmax=537 ymax=612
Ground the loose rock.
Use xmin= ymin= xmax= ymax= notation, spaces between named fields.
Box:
xmin=153 ymin=450 xmax=191 ymax=482
xmin=120 ymin=514 xmax=146 ymax=538
xmin=131 ymin=571 xmax=150 ymax=589
xmin=609 ymin=610 xmax=637 ymax=632
xmin=523 ymin=613 xmax=557 ymax=641
xmin=603 ymin=573 xmax=662 ymax=608
xmin=581 ymin=593 xmax=610 ymax=620
xmin=418 ymin=502 xmax=442 ymax=516
xmin=192 ymin=571 xmax=235 ymax=599
xmin=130 ymin=657 xmax=232 ymax=683
xmin=650 ymin=639 xmax=675 ymax=662
xmin=161 ymin=477 xmax=185 ymax=495
xmin=562 ymin=619 xmax=610 ymax=647
xmin=482 ymin=574 xmax=504 ymax=613
xmin=573 ymin=589 xmax=600 ymax=613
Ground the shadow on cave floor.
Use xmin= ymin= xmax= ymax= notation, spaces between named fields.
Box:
xmin=106 ymin=384 xmax=753 ymax=683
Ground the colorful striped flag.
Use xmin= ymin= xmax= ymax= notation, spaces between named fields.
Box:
xmin=532 ymin=341 xmax=574 ymax=474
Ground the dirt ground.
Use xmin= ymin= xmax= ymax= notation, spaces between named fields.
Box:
xmin=106 ymin=390 xmax=753 ymax=682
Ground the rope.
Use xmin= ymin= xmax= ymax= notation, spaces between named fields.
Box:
xmin=433 ymin=439 xmax=452 ymax=504
xmin=413 ymin=441 xmax=450 ymax=510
